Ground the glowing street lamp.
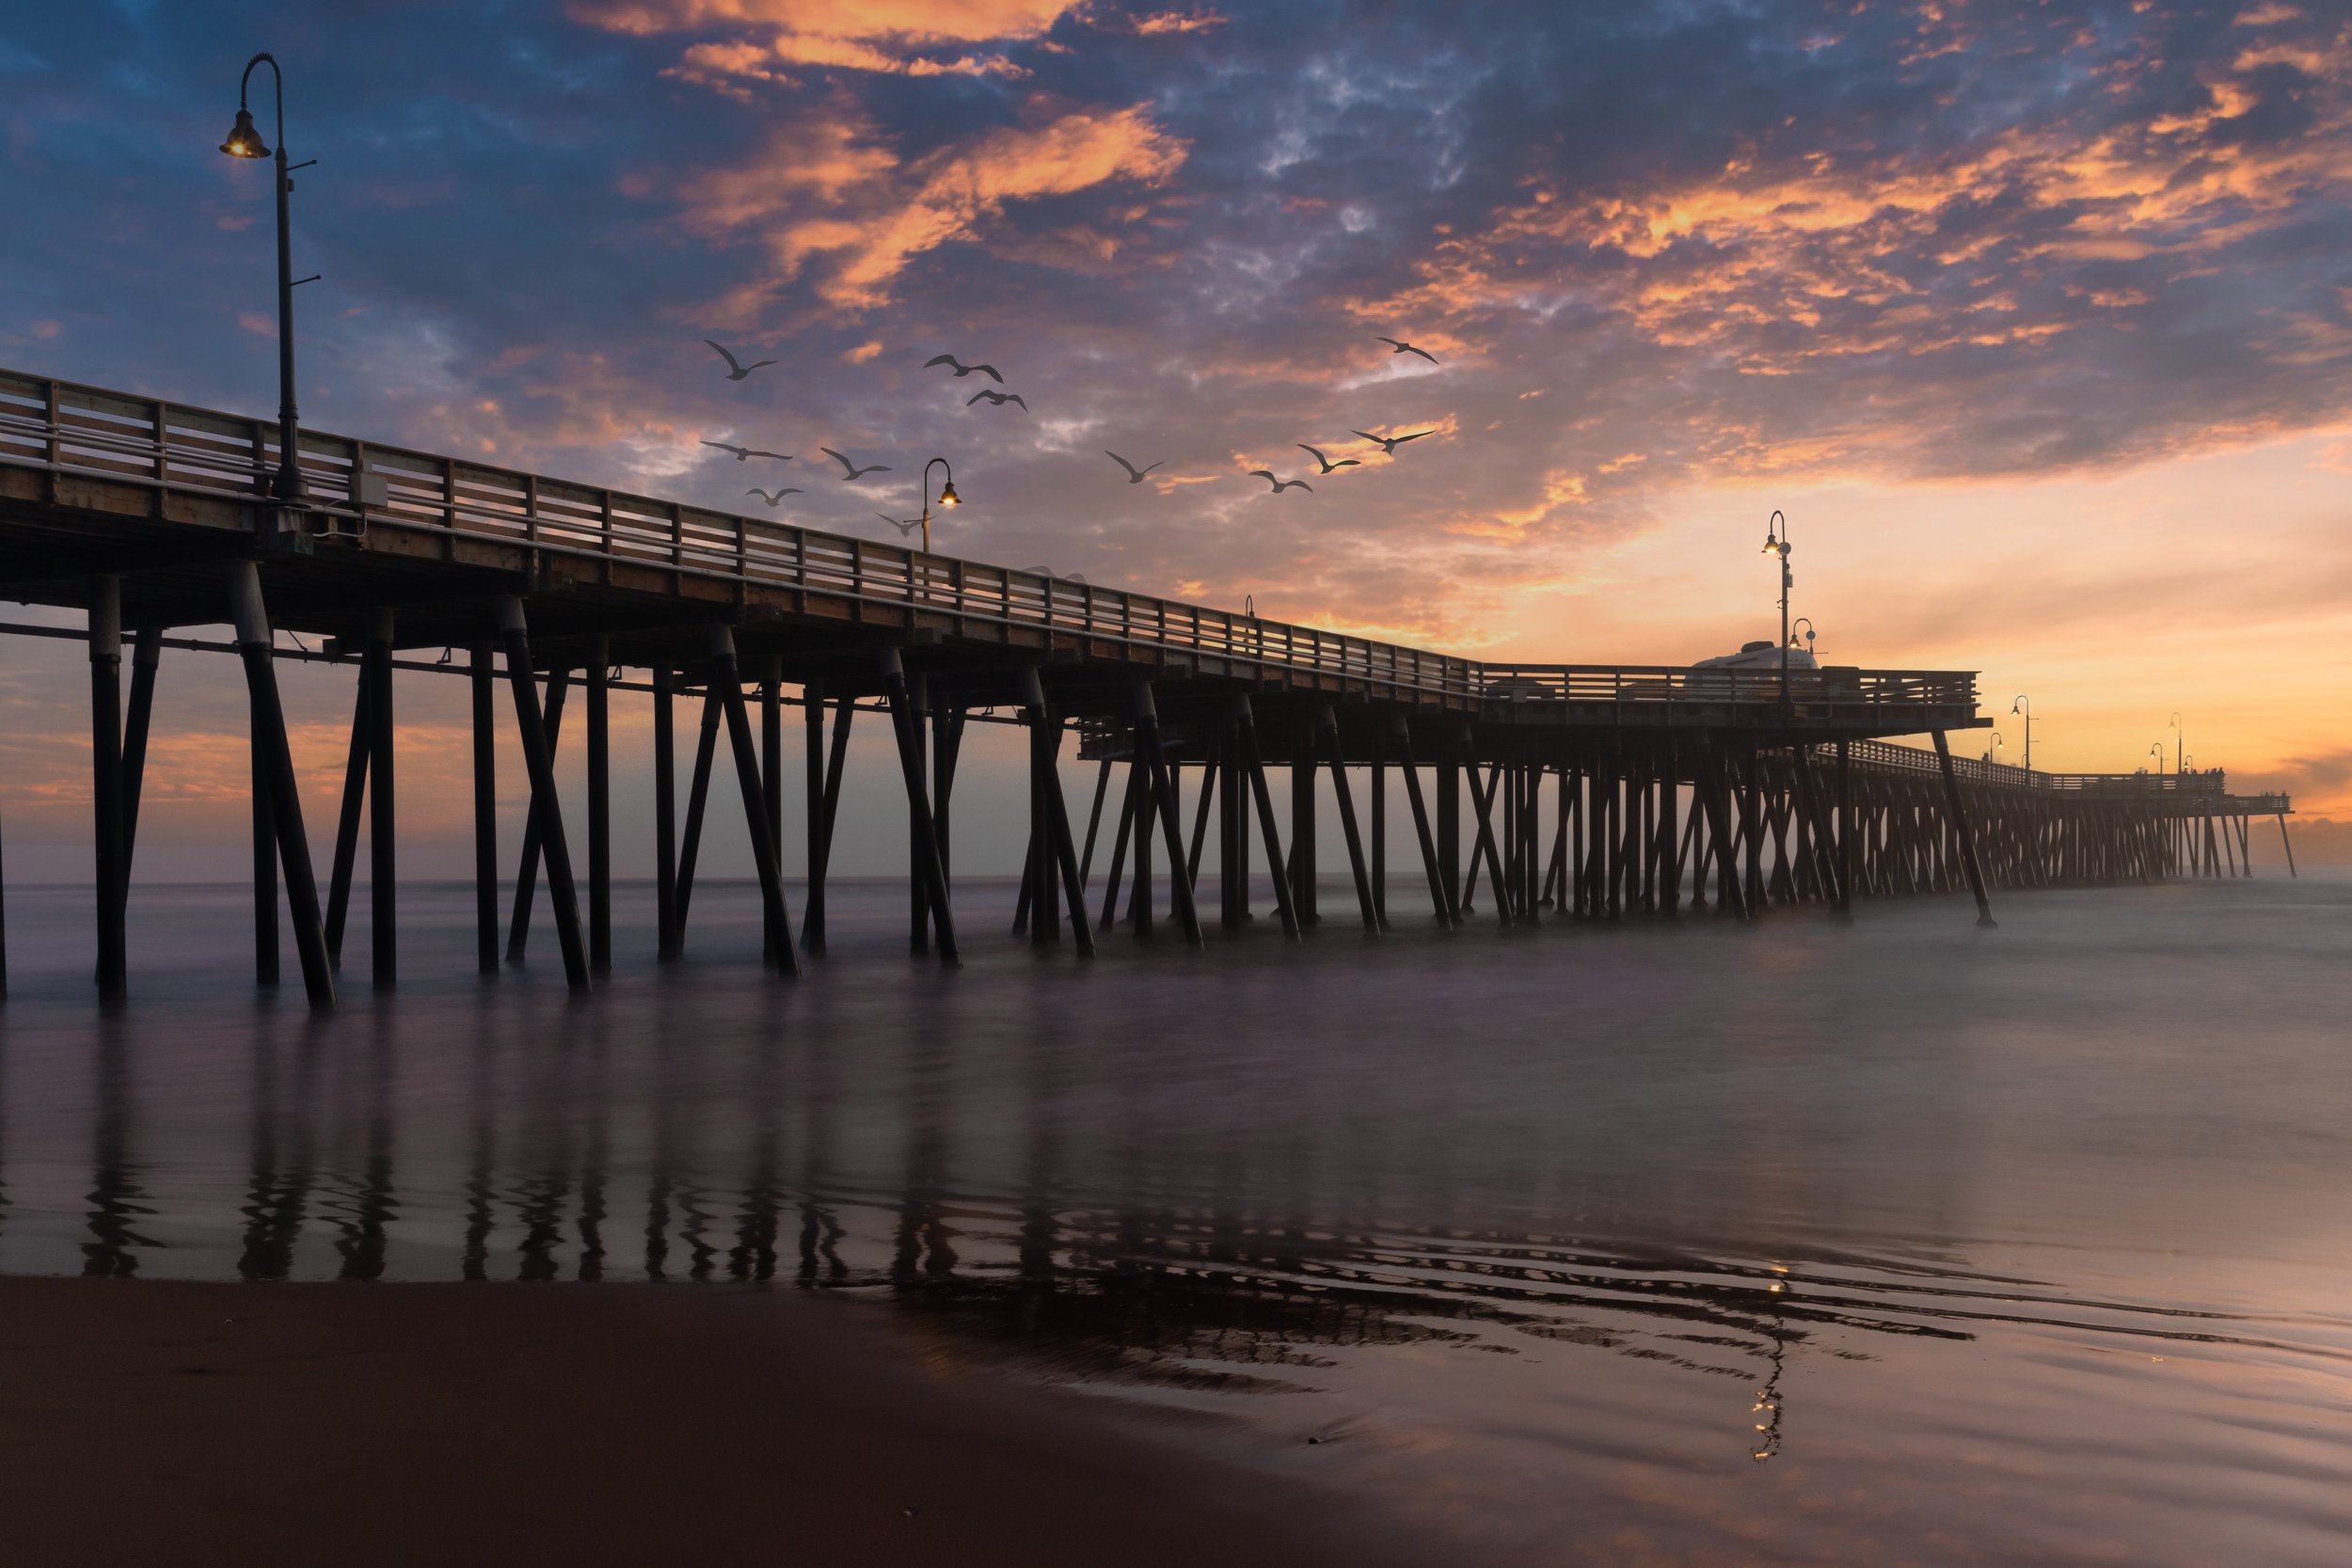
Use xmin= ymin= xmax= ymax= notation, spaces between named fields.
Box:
xmin=2149 ymin=742 xmax=2166 ymax=780
xmin=1984 ymin=731 xmax=2004 ymax=766
xmin=218 ymin=52 xmax=319 ymax=511
xmin=1761 ymin=509 xmax=1792 ymax=703
xmin=2010 ymin=694 xmax=2033 ymax=771
xmin=919 ymin=457 xmax=959 ymax=554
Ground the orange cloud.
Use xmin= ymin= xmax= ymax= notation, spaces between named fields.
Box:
xmin=568 ymin=0 xmax=1074 ymax=38
xmin=684 ymin=104 xmax=1186 ymax=311
xmin=574 ymin=0 xmax=1072 ymax=76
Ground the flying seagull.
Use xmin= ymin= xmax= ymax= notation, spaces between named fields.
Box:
xmin=1350 ymin=428 xmax=1437 ymax=456
xmin=1248 ymin=470 xmax=1313 ymax=494
xmin=746 ymin=487 xmax=803 ymax=505
xmin=876 ymin=513 xmax=924 ymax=537
xmin=966 ymin=389 xmax=1028 ymax=410
xmin=1297 ymin=443 xmax=1359 ymax=474
xmin=821 ymin=447 xmax=893 ymax=481
xmin=702 ymin=439 xmax=792 ymax=462
xmin=923 ymin=354 xmax=1004 ymax=383
xmin=1375 ymin=337 xmax=1439 ymax=364
xmin=705 ymin=340 xmax=777 ymax=381
xmin=1104 ymin=451 xmax=1163 ymax=483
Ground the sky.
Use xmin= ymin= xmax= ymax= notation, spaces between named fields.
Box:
xmin=0 ymin=0 xmax=2347 ymax=884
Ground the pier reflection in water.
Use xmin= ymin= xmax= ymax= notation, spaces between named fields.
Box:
xmin=3 ymin=875 xmax=2351 ymax=1564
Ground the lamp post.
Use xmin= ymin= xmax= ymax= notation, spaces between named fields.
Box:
xmin=1789 ymin=615 xmax=1818 ymax=659
xmin=1761 ymin=510 xmax=1792 ymax=704
xmin=918 ymin=457 xmax=960 ymax=555
xmin=2169 ymin=712 xmax=2182 ymax=777
xmin=2149 ymin=743 xmax=2166 ymax=781
xmin=2010 ymin=694 xmax=2032 ymax=771
xmin=1985 ymin=731 xmax=2004 ymax=767
xmin=219 ymin=53 xmax=316 ymax=510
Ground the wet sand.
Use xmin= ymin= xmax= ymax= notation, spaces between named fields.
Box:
xmin=0 ymin=1275 xmax=1415 ymax=1567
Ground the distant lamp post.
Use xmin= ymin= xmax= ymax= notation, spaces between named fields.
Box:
xmin=1761 ymin=510 xmax=1793 ymax=703
xmin=2149 ymin=743 xmax=2166 ymax=778
xmin=219 ymin=52 xmax=318 ymax=509
xmin=2169 ymin=712 xmax=2183 ymax=777
xmin=919 ymin=457 xmax=959 ymax=554
xmin=2010 ymin=694 xmax=2032 ymax=771
xmin=1789 ymin=615 xmax=1818 ymax=658
xmin=1985 ymin=731 xmax=2004 ymax=766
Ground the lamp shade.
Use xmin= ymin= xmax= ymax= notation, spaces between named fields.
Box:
xmin=221 ymin=106 xmax=270 ymax=158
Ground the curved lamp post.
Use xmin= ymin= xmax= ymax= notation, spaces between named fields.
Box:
xmin=918 ymin=457 xmax=960 ymax=555
xmin=2010 ymin=694 xmax=2032 ymax=771
xmin=219 ymin=53 xmax=317 ymax=509
xmin=2169 ymin=711 xmax=2183 ymax=777
xmin=1762 ymin=510 xmax=1793 ymax=704
xmin=1985 ymin=730 xmax=2004 ymax=766
xmin=1789 ymin=615 xmax=1818 ymax=658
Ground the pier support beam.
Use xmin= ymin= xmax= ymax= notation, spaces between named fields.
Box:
xmin=228 ymin=562 xmax=334 ymax=1008
xmin=89 ymin=578 xmax=127 ymax=998
xmin=507 ymin=668 xmax=569 ymax=966
xmin=674 ymin=686 xmax=720 ymax=947
xmin=586 ymin=636 xmax=612 ymax=975
xmin=119 ymin=626 xmax=159 ymax=898
xmin=367 ymin=609 xmax=396 ymax=988
xmin=1135 ymin=682 xmax=1203 ymax=948
xmin=881 ymin=649 xmax=957 ymax=963
xmin=1020 ymin=667 xmax=1093 ymax=957
xmin=1836 ymin=739 xmax=1854 ymax=920
xmin=1392 ymin=716 xmax=1454 ymax=926
xmin=1931 ymin=731 xmax=1997 ymax=928
xmin=758 ymin=656 xmax=783 ymax=966
xmin=471 ymin=646 xmax=497 ymax=974
xmin=1290 ymin=723 xmax=1318 ymax=926
xmin=654 ymin=664 xmax=677 ymax=961
xmin=1698 ymin=743 xmax=1748 ymax=922
xmin=800 ymin=681 xmax=825 ymax=956
xmin=1320 ymin=705 xmax=1381 ymax=932
xmin=324 ymin=666 xmax=370 ymax=967
xmin=802 ymin=691 xmax=851 ymax=956
xmin=1234 ymin=696 xmax=1299 ymax=939
xmin=498 ymin=596 xmax=589 ymax=992
xmin=711 ymin=628 xmax=798 ymax=974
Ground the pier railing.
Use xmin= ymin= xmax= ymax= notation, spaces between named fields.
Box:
xmin=1 ymin=369 xmax=1977 ymax=715
xmin=1843 ymin=739 xmax=2265 ymax=800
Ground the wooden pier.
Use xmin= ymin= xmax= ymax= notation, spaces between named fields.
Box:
xmin=0 ymin=369 xmax=2295 ymax=1006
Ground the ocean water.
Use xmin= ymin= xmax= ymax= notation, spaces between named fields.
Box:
xmin=2 ymin=870 xmax=2348 ymax=1565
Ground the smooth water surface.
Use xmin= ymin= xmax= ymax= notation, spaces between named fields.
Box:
xmin=3 ymin=872 xmax=2348 ymax=1564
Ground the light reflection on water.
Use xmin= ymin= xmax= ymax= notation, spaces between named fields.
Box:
xmin=3 ymin=874 xmax=2350 ymax=1563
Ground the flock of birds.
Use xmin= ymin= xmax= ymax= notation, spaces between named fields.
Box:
xmin=697 ymin=334 xmax=1444 ymax=546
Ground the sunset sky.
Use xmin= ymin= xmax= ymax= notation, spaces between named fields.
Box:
xmin=1 ymin=0 xmax=2347 ymax=880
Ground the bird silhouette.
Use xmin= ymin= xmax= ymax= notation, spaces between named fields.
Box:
xmin=705 ymin=340 xmax=777 ymax=381
xmin=966 ymin=389 xmax=1028 ymax=410
xmin=1350 ymin=428 xmax=1437 ymax=455
xmin=703 ymin=439 xmax=792 ymax=461
xmin=1248 ymin=470 xmax=1313 ymax=494
xmin=876 ymin=513 xmax=924 ymax=537
xmin=746 ymin=487 xmax=803 ymax=505
xmin=923 ymin=354 xmax=1004 ymax=383
xmin=1375 ymin=337 xmax=1439 ymax=364
xmin=1297 ymin=443 xmax=1359 ymax=474
xmin=821 ymin=447 xmax=892 ymax=481
xmin=1104 ymin=451 xmax=1163 ymax=483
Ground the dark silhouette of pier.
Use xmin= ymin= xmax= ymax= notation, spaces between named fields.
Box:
xmin=0 ymin=369 xmax=2293 ymax=1007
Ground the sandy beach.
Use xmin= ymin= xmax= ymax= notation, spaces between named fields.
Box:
xmin=0 ymin=1275 xmax=1416 ymax=1567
